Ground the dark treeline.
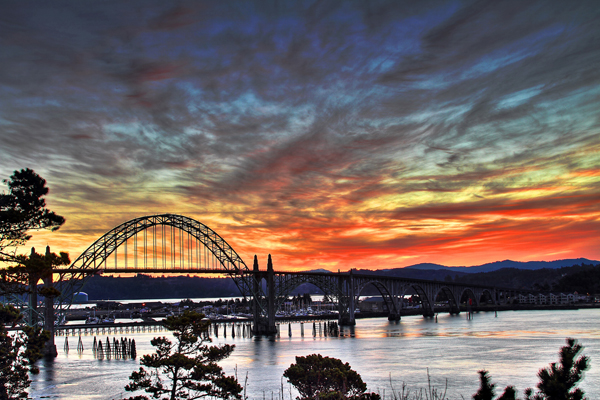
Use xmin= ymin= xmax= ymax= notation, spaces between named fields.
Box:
xmin=80 ymin=263 xmax=600 ymax=301
xmin=452 ymin=263 xmax=600 ymax=292
xmin=81 ymin=274 xmax=322 ymax=300
xmin=82 ymin=275 xmax=241 ymax=300
xmin=360 ymin=268 xmax=468 ymax=281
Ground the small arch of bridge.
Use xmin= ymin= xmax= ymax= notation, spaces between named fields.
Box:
xmin=434 ymin=285 xmax=461 ymax=315
xmin=355 ymin=280 xmax=401 ymax=320
xmin=459 ymin=287 xmax=479 ymax=307
xmin=481 ymin=289 xmax=496 ymax=304
xmin=272 ymin=273 xmax=344 ymax=315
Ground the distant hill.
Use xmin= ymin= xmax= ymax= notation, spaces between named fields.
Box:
xmin=452 ymin=264 xmax=600 ymax=292
xmin=391 ymin=263 xmax=447 ymax=271
xmin=356 ymin=259 xmax=600 ymax=291
xmin=402 ymin=258 xmax=599 ymax=273
xmin=359 ymin=266 xmax=468 ymax=281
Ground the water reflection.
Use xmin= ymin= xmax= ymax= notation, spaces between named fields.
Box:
xmin=340 ymin=325 xmax=355 ymax=337
xmin=39 ymin=356 xmax=56 ymax=384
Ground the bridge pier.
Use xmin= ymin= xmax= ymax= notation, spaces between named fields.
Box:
xmin=337 ymin=272 xmax=356 ymax=326
xmin=387 ymin=281 xmax=400 ymax=321
xmin=347 ymin=270 xmax=356 ymax=325
xmin=26 ymin=246 xmax=58 ymax=357
xmin=388 ymin=313 xmax=400 ymax=321
xmin=42 ymin=270 xmax=57 ymax=357
xmin=251 ymin=255 xmax=277 ymax=335
xmin=266 ymin=255 xmax=276 ymax=333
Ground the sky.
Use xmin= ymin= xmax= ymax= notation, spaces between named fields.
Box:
xmin=1 ymin=0 xmax=599 ymax=272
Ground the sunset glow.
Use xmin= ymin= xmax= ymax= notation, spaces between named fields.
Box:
xmin=1 ymin=1 xmax=598 ymax=271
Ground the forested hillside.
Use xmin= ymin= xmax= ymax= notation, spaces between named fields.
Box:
xmin=81 ymin=275 xmax=242 ymax=300
xmin=78 ymin=262 xmax=600 ymax=301
xmin=80 ymin=274 xmax=323 ymax=300
xmin=452 ymin=263 xmax=600 ymax=292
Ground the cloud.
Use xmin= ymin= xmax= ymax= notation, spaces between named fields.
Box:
xmin=1 ymin=0 xmax=599 ymax=268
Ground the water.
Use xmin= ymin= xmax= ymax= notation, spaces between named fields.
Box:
xmin=30 ymin=308 xmax=600 ymax=399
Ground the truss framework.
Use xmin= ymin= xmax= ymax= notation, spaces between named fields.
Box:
xmin=55 ymin=214 xmax=267 ymax=314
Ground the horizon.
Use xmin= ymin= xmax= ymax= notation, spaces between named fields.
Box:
xmin=1 ymin=1 xmax=599 ymax=272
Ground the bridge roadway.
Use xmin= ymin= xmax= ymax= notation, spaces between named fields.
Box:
xmin=43 ymin=214 xmax=535 ymax=337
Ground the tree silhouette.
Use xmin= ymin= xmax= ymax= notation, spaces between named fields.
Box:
xmin=474 ymin=339 xmax=589 ymax=400
xmin=525 ymin=338 xmax=589 ymax=400
xmin=124 ymin=310 xmax=242 ymax=400
xmin=473 ymin=370 xmax=495 ymax=400
xmin=0 ymin=303 xmax=50 ymax=400
xmin=473 ymin=370 xmax=516 ymax=400
xmin=0 ymin=168 xmax=65 ymax=262
xmin=283 ymin=354 xmax=380 ymax=399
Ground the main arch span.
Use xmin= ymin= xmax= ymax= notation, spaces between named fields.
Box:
xmin=53 ymin=214 xmax=274 ymax=332
xmin=62 ymin=214 xmax=259 ymax=299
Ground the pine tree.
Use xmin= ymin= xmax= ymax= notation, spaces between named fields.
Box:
xmin=124 ymin=310 xmax=242 ymax=400
xmin=0 ymin=168 xmax=65 ymax=262
xmin=0 ymin=304 xmax=49 ymax=400
xmin=473 ymin=371 xmax=516 ymax=400
xmin=473 ymin=370 xmax=495 ymax=400
xmin=525 ymin=338 xmax=589 ymax=400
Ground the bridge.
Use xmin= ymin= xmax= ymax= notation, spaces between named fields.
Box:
xmin=20 ymin=214 xmax=529 ymax=336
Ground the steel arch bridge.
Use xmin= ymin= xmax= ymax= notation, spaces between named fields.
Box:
xmin=61 ymin=214 xmax=259 ymax=302
xmin=32 ymin=214 xmax=533 ymax=334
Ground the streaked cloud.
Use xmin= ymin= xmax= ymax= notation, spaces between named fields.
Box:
xmin=1 ymin=0 xmax=599 ymax=270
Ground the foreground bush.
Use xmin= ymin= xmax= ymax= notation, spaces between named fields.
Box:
xmin=283 ymin=354 xmax=380 ymax=400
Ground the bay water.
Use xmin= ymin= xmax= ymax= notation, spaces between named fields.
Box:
xmin=30 ymin=308 xmax=600 ymax=399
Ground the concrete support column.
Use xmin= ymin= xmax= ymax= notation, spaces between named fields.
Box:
xmin=387 ymin=281 xmax=400 ymax=321
xmin=251 ymin=255 xmax=277 ymax=335
xmin=27 ymin=248 xmax=38 ymax=327
xmin=42 ymin=272 xmax=57 ymax=357
xmin=453 ymin=291 xmax=462 ymax=315
xmin=251 ymin=255 xmax=261 ymax=334
xmin=423 ymin=284 xmax=435 ymax=317
xmin=28 ymin=275 xmax=38 ymax=327
xmin=348 ymin=269 xmax=355 ymax=324
xmin=266 ymin=254 xmax=276 ymax=334
xmin=338 ymin=272 xmax=356 ymax=326
xmin=396 ymin=282 xmax=403 ymax=320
